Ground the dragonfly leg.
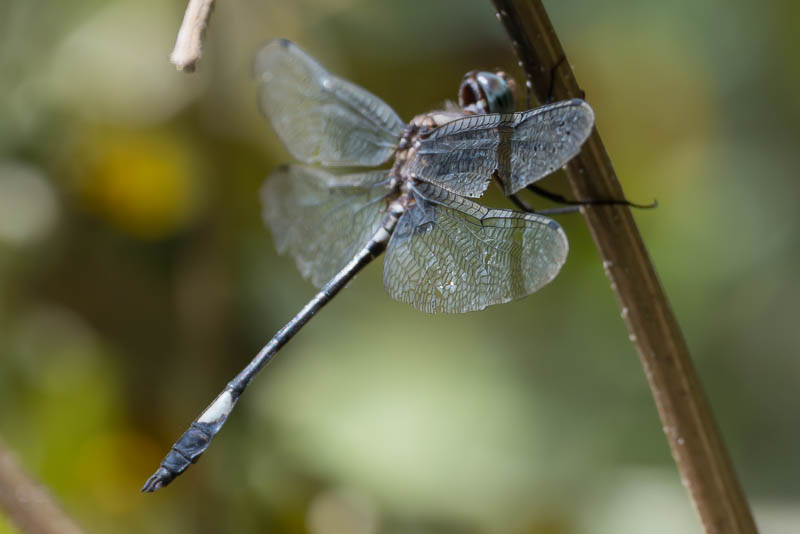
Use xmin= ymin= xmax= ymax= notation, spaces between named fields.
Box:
xmin=531 ymin=205 xmax=582 ymax=216
xmin=526 ymin=184 xmax=657 ymax=210
xmin=508 ymin=192 xmax=535 ymax=212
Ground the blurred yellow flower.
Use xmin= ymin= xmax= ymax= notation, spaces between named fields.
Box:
xmin=72 ymin=128 xmax=205 ymax=239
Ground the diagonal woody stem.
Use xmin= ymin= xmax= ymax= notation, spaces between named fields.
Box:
xmin=489 ymin=2 xmax=759 ymax=533
xmin=0 ymin=439 xmax=84 ymax=534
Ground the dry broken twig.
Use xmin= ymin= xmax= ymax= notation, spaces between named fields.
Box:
xmin=170 ymin=0 xmax=216 ymax=72
xmin=489 ymin=1 xmax=759 ymax=533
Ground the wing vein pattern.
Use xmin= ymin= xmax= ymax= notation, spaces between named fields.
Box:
xmin=383 ymin=182 xmax=569 ymax=313
xmin=255 ymin=39 xmax=405 ymax=167
xmin=262 ymin=165 xmax=391 ymax=288
xmin=406 ymin=99 xmax=594 ymax=197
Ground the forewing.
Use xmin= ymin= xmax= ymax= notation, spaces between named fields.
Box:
xmin=406 ymin=99 xmax=594 ymax=197
xmin=255 ymin=39 xmax=405 ymax=167
xmin=383 ymin=183 xmax=568 ymax=313
xmin=262 ymin=165 xmax=391 ymax=287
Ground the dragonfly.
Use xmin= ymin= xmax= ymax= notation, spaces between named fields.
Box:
xmin=142 ymin=38 xmax=595 ymax=492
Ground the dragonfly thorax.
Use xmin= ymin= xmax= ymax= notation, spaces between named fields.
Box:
xmin=391 ymin=111 xmax=463 ymax=186
xmin=397 ymin=110 xmax=466 ymax=163
xmin=408 ymin=110 xmax=465 ymax=132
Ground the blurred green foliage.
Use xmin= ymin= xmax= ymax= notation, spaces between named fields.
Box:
xmin=0 ymin=0 xmax=798 ymax=533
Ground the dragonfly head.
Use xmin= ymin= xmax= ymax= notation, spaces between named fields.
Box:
xmin=459 ymin=70 xmax=517 ymax=115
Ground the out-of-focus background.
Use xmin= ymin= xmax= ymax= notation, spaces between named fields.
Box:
xmin=1 ymin=0 xmax=798 ymax=532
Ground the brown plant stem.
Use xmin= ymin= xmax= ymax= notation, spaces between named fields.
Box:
xmin=0 ymin=439 xmax=84 ymax=534
xmin=170 ymin=0 xmax=216 ymax=72
xmin=489 ymin=1 xmax=758 ymax=533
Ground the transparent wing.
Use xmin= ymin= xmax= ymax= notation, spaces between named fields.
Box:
xmin=261 ymin=165 xmax=391 ymax=287
xmin=383 ymin=182 xmax=568 ymax=313
xmin=406 ymin=99 xmax=594 ymax=197
xmin=255 ymin=39 xmax=405 ymax=167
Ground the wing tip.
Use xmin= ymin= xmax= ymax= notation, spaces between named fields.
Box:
xmin=254 ymin=38 xmax=304 ymax=79
xmin=557 ymin=98 xmax=595 ymax=122
xmin=261 ymin=38 xmax=293 ymax=51
xmin=579 ymin=99 xmax=595 ymax=123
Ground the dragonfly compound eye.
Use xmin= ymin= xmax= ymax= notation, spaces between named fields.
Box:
xmin=459 ymin=70 xmax=515 ymax=114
